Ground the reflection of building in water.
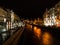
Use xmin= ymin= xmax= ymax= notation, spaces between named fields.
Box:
xmin=34 ymin=26 xmax=42 ymax=38
xmin=42 ymin=32 xmax=53 ymax=45
xmin=43 ymin=1 xmax=60 ymax=27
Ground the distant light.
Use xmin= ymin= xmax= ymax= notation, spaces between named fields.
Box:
xmin=44 ymin=23 xmax=49 ymax=26
xmin=2 ymin=28 xmax=6 ymax=32
xmin=34 ymin=26 xmax=37 ymax=30
xmin=4 ymin=18 xmax=6 ymax=22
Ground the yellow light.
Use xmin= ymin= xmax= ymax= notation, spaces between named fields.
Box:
xmin=34 ymin=26 xmax=37 ymax=30
xmin=36 ymin=28 xmax=41 ymax=38
xmin=42 ymin=32 xmax=52 ymax=45
xmin=34 ymin=27 xmax=41 ymax=38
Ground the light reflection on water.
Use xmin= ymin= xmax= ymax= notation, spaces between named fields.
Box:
xmin=34 ymin=26 xmax=41 ymax=38
xmin=42 ymin=32 xmax=53 ymax=45
xmin=33 ymin=26 xmax=53 ymax=45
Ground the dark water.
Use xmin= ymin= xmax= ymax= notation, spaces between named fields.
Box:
xmin=17 ymin=25 xmax=60 ymax=45
xmin=1 ymin=25 xmax=60 ymax=45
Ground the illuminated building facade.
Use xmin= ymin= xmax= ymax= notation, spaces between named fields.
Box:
xmin=0 ymin=8 xmax=20 ymax=32
xmin=43 ymin=1 xmax=60 ymax=27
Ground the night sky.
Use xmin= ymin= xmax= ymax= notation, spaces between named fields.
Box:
xmin=0 ymin=0 xmax=60 ymax=19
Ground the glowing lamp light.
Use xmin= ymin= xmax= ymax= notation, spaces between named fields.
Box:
xmin=4 ymin=18 xmax=6 ymax=22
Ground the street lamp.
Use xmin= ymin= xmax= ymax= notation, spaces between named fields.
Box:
xmin=4 ymin=18 xmax=6 ymax=23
